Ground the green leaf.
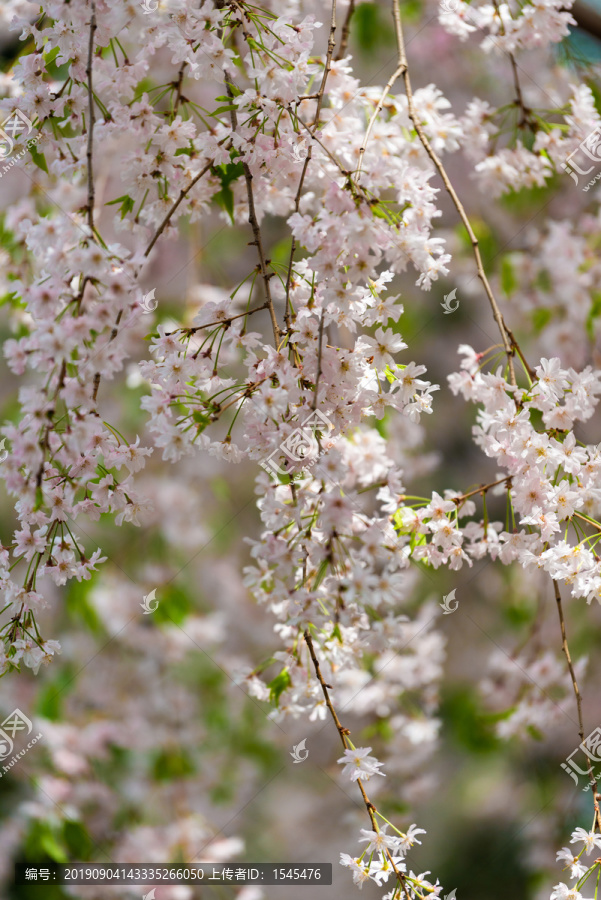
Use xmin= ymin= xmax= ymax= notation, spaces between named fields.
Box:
xmin=500 ymin=256 xmax=517 ymax=296
xmin=312 ymin=558 xmax=329 ymax=590
xmin=384 ymin=364 xmax=397 ymax=384
xmin=402 ymin=0 xmax=423 ymax=22
xmin=211 ymin=781 xmax=235 ymax=804
xmin=586 ymin=77 xmax=601 ymax=117
xmin=65 ymin=577 xmax=105 ymax=635
xmin=586 ymin=291 xmax=601 ymax=339
xmin=361 ymin=717 xmax=394 ymax=741
xmin=354 ymin=3 xmax=395 ymax=52
xmin=151 ymin=747 xmax=196 ymax=781
xmin=371 ymin=202 xmax=392 ymax=222
xmin=40 ymin=832 xmax=68 ymax=862
xmin=441 ymin=686 xmax=503 ymax=754
xmin=500 ymin=178 xmax=560 ymax=216
xmin=209 ymin=104 xmax=238 ymax=117
xmin=44 ymin=46 xmax=60 ymax=66
xmin=105 ymin=193 xmax=135 ymax=220
xmin=35 ymin=665 xmax=76 ymax=720
xmin=532 ymin=307 xmax=552 ymax=333
xmin=212 ymin=161 xmax=245 ymax=224
xmin=213 ymin=186 xmax=235 ymax=223
xmin=526 ymin=723 xmax=544 ymax=740
xmin=456 ymin=218 xmax=498 ymax=269
xmin=25 ymin=822 xmax=69 ymax=862
xmin=29 ymin=145 xmax=48 ymax=173
xmin=267 ymin=668 xmax=291 ymax=706
xmin=535 ymin=268 xmax=552 ymax=292
xmin=63 ymin=821 xmax=93 ymax=860
xmin=151 ymin=581 xmax=193 ymax=626
xmin=216 ymin=161 xmax=244 ymax=187
xmin=0 ymin=216 xmax=18 ymax=253
xmin=270 ymin=236 xmax=293 ymax=265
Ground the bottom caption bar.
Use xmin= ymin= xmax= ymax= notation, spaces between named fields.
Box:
xmin=15 ymin=864 xmax=332 ymax=885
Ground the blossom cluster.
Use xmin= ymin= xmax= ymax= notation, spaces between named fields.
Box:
xmin=396 ymin=351 xmax=601 ymax=602
xmin=0 ymin=0 xmax=599 ymax=897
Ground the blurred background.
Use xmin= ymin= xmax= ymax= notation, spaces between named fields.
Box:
xmin=1 ymin=2 xmax=601 ymax=898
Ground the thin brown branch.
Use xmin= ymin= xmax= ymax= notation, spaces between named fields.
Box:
xmin=283 ymin=151 xmax=311 ymax=331
xmin=304 ymin=629 xmax=347 ymax=748
xmin=92 ymin=309 xmax=123 ymax=403
xmin=86 ymin=0 xmax=97 ymax=234
xmin=240 ymin=161 xmax=281 ymax=346
xmin=312 ymin=0 xmax=337 ymax=128
xmin=173 ymin=62 xmax=187 ymax=113
xmin=283 ymin=1 xmax=337 ymax=331
xmin=553 ymin=579 xmax=601 ymax=827
xmin=574 ymin=512 xmax=601 ymax=534
xmin=453 ymin=475 xmax=512 ymax=504
xmin=490 ymin=0 xmax=533 ymax=129
xmin=335 ymin=0 xmax=356 ymax=60
xmin=311 ymin=309 xmax=326 ymax=412
xmin=356 ymin=61 xmax=406 ymax=181
xmin=391 ymin=0 xmax=517 ymax=386
xmin=144 ymin=158 xmax=215 ymax=258
xmin=304 ymin=629 xmax=412 ymax=900
xmin=293 ymin=113 xmax=352 ymax=175
xmin=166 ymin=303 xmax=270 ymax=335
xmin=221 ymin=28 xmax=281 ymax=347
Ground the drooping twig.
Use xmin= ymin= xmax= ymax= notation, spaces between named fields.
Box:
xmin=391 ymin=0 xmax=517 ymax=386
xmin=451 ymin=476 xmax=512 ymax=504
xmin=144 ymin=158 xmax=215 ymax=258
xmin=312 ymin=0 xmax=337 ymax=128
xmin=304 ymin=629 xmax=412 ymax=900
xmin=240 ymin=161 xmax=282 ymax=346
xmin=222 ymin=17 xmax=282 ymax=347
xmin=335 ymin=0 xmax=356 ymax=61
xmin=92 ymin=309 xmax=123 ymax=403
xmin=86 ymin=0 xmax=97 ymax=233
xmin=355 ymin=60 xmax=406 ymax=181
xmin=490 ymin=0 xmax=533 ymax=129
xmin=553 ymin=579 xmax=601 ymax=830
xmin=166 ymin=302 xmax=270 ymax=335
xmin=284 ymin=0 xmax=337 ymax=331
xmin=311 ymin=310 xmax=326 ymax=412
